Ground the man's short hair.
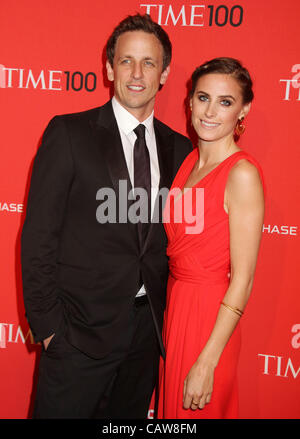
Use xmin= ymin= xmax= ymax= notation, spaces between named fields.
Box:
xmin=106 ymin=14 xmax=172 ymax=71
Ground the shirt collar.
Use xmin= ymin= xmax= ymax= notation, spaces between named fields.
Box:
xmin=112 ymin=96 xmax=154 ymax=137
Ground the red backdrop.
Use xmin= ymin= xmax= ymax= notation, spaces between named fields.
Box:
xmin=0 ymin=0 xmax=299 ymax=419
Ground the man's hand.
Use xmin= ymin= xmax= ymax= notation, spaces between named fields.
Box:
xmin=43 ymin=333 xmax=55 ymax=350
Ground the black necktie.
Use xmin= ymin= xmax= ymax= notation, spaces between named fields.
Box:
xmin=133 ymin=124 xmax=151 ymax=247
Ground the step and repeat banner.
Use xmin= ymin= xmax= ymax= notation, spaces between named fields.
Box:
xmin=0 ymin=0 xmax=299 ymax=419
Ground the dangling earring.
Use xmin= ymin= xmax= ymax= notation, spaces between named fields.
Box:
xmin=235 ymin=117 xmax=245 ymax=136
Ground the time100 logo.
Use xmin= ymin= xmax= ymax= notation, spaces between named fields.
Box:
xmin=64 ymin=71 xmax=97 ymax=92
xmin=140 ymin=4 xmax=244 ymax=27
xmin=208 ymin=5 xmax=243 ymax=27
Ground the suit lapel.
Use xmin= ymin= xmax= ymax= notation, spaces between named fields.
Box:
xmin=90 ymin=103 xmax=175 ymax=256
xmin=89 ymin=101 xmax=138 ymax=242
xmin=92 ymin=101 xmax=133 ymax=196
xmin=140 ymin=118 xmax=175 ymax=256
xmin=154 ymin=118 xmax=174 ymax=191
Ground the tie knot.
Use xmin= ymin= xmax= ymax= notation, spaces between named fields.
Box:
xmin=134 ymin=124 xmax=146 ymax=139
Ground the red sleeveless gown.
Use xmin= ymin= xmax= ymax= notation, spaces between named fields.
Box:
xmin=157 ymin=148 xmax=264 ymax=419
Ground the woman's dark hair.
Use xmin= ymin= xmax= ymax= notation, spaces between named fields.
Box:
xmin=190 ymin=57 xmax=254 ymax=104
xmin=106 ymin=14 xmax=172 ymax=71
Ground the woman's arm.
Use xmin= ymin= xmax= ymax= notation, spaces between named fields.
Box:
xmin=183 ymin=159 xmax=265 ymax=410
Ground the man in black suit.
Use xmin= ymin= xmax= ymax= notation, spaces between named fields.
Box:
xmin=21 ymin=14 xmax=192 ymax=418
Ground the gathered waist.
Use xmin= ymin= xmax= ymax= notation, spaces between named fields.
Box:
xmin=169 ymin=258 xmax=229 ymax=286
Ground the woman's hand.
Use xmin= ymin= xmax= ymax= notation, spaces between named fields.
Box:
xmin=183 ymin=355 xmax=215 ymax=410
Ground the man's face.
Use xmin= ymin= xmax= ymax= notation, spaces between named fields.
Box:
xmin=106 ymin=30 xmax=170 ymax=121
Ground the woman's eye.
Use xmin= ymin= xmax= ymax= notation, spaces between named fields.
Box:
xmin=221 ymin=99 xmax=232 ymax=106
xmin=145 ymin=61 xmax=154 ymax=66
xmin=198 ymin=95 xmax=208 ymax=102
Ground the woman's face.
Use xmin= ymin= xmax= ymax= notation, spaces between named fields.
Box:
xmin=190 ymin=73 xmax=251 ymax=143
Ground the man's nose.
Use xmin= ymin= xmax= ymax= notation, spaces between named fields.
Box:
xmin=132 ymin=62 xmax=143 ymax=79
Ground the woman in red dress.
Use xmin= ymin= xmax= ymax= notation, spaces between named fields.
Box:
xmin=158 ymin=58 xmax=265 ymax=419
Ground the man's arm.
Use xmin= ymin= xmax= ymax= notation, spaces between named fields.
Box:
xmin=21 ymin=116 xmax=74 ymax=344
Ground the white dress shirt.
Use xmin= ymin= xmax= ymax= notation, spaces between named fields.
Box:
xmin=111 ymin=96 xmax=160 ymax=297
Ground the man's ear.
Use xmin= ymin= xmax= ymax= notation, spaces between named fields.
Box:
xmin=160 ymin=65 xmax=170 ymax=85
xmin=106 ymin=60 xmax=114 ymax=82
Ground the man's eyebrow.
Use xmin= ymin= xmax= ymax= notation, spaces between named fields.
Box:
xmin=117 ymin=55 xmax=157 ymax=61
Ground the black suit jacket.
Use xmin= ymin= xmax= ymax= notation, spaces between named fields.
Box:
xmin=21 ymin=100 xmax=192 ymax=359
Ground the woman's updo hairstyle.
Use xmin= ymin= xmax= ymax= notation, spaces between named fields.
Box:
xmin=190 ymin=57 xmax=254 ymax=104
